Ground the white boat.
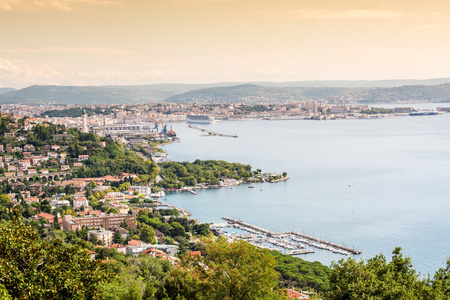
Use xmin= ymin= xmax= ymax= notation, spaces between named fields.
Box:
xmin=187 ymin=114 xmax=215 ymax=124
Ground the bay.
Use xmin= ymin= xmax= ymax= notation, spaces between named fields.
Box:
xmin=162 ymin=103 xmax=450 ymax=275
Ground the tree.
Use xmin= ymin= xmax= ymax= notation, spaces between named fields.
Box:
xmin=0 ymin=194 xmax=11 ymax=205
xmin=113 ymin=230 xmax=125 ymax=244
xmin=0 ymin=212 xmax=111 ymax=299
xmin=326 ymin=247 xmax=450 ymax=300
xmin=140 ymin=224 xmax=157 ymax=244
xmin=157 ymin=237 xmax=288 ymax=300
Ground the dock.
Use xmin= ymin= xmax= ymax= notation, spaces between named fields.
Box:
xmin=189 ymin=124 xmax=238 ymax=138
xmin=222 ymin=217 xmax=362 ymax=255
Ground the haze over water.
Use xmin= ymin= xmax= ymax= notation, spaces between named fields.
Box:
xmin=163 ymin=104 xmax=450 ymax=275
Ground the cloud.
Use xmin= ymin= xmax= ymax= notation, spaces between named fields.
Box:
xmin=284 ymin=9 xmax=417 ymax=20
xmin=0 ymin=59 xmax=63 ymax=87
xmin=0 ymin=46 xmax=133 ymax=55
xmin=0 ymin=0 xmax=118 ymax=11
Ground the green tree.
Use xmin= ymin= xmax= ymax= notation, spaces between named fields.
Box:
xmin=157 ymin=237 xmax=288 ymax=300
xmin=0 ymin=212 xmax=111 ymax=299
xmin=140 ymin=224 xmax=157 ymax=244
xmin=113 ymin=230 xmax=125 ymax=244
xmin=326 ymin=247 xmax=445 ymax=300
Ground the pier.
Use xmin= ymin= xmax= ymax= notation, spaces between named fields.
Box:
xmin=189 ymin=124 xmax=238 ymax=138
xmin=222 ymin=217 xmax=362 ymax=255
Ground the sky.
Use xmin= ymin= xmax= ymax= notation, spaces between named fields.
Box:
xmin=1 ymin=0 xmax=450 ymax=88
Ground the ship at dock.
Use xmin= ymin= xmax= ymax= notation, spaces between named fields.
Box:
xmin=187 ymin=114 xmax=215 ymax=124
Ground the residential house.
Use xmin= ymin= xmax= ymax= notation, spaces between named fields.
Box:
xmin=87 ymin=229 xmax=114 ymax=247
xmin=35 ymin=212 xmax=55 ymax=223
xmin=62 ymin=213 xmax=136 ymax=232
xmin=27 ymin=169 xmax=37 ymax=175
xmin=51 ymin=145 xmax=61 ymax=151
xmin=23 ymin=144 xmax=35 ymax=152
xmin=28 ymin=183 xmax=43 ymax=194
xmin=61 ymin=165 xmax=70 ymax=171
xmin=73 ymin=197 xmax=89 ymax=210
xmin=104 ymin=192 xmax=125 ymax=202
xmin=24 ymin=197 xmax=39 ymax=204
xmin=78 ymin=155 xmax=89 ymax=161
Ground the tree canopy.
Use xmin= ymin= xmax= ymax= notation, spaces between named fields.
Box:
xmin=0 ymin=212 xmax=112 ymax=299
xmin=156 ymin=237 xmax=288 ymax=300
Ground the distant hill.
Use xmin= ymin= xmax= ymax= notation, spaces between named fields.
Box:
xmin=0 ymin=87 xmax=16 ymax=95
xmin=0 ymin=85 xmax=178 ymax=105
xmin=327 ymin=83 xmax=450 ymax=103
xmin=1 ymin=78 xmax=450 ymax=105
xmin=164 ymin=84 xmax=361 ymax=104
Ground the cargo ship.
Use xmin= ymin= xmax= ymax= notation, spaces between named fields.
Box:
xmin=186 ymin=114 xmax=215 ymax=124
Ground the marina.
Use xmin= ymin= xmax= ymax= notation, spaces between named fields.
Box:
xmin=211 ymin=217 xmax=362 ymax=256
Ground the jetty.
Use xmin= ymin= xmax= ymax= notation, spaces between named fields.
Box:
xmin=189 ymin=124 xmax=238 ymax=138
xmin=222 ymin=217 xmax=362 ymax=255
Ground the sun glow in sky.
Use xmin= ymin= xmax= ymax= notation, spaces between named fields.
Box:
xmin=1 ymin=0 xmax=450 ymax=88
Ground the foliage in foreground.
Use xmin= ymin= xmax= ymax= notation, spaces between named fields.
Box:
xmin=0 ymin=213 xmax=111 ymax=299
xmin=327 ymin=247 xmax=450 ymax=300
xmin=156 ymin=237 xmax=289 ymax=300
xmin=270 ymin=250 xmax=331 ymax=292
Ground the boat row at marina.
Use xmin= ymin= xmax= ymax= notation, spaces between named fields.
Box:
xmin=211 ymin=217 xmax=362 ymax=256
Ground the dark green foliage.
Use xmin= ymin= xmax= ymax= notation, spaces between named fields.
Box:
xmin=41 ymin=107 xmax=117 ymax=118
xmin=327 ymin=247 xmax=450 ymax=300
xmin=158 ymin=159 xmax=252 ymax=188
xmin=270 ymin=250 xmax=331 ymax=292
xmin=360 ymin=107 xmax=394 ymax=114
xmin=0 ymin=213 xmax=111 ymax=299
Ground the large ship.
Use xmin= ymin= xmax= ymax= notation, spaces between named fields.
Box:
xmin=186 ymin=114 xmax=215 ymax=124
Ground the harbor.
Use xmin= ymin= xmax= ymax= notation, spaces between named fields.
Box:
xmin=188 ymin=124 xmax=238 ymax=138
xmin=210 ymin=217 xmax=362 ymax=256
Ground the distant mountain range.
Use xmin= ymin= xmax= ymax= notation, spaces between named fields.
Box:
xmin=1 ymin=78 xmax=450 ymax=105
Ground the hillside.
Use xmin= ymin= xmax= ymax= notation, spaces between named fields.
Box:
xmin=0 ymin=88 xmax=16 ymax=95
xmin=2 ymin=79 xmax=450 ymax=105
xmin=164 ymin=84 xmax=360 ymax=104
xmin=328 ymin=83 xmax=450 ymax=103
xmin=0 ymin=85 xmax=177 ymax=105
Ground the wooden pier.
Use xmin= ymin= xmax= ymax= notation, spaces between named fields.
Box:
xmin=189 ymin=124 xmax=238 ymax=138
xmin=222 ymin=217 xmax=362 ymax=255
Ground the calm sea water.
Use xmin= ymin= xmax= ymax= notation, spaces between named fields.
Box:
xmin=162 ymin=103 xmax=450 ymax=275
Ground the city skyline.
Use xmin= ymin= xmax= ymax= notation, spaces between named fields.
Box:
xmin=1 ymin=0 xmax=450 ymax=88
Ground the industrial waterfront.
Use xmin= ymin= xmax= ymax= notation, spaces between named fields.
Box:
xmin=162 ymin=104 xmax=450 ymax=275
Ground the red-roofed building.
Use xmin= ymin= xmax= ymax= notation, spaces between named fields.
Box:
xmin=286 ymin=289 xmax=309 ymax=299
xmin=35 ymin=212 xmax=55 ymax=223
xmin=127 ymin=239 xmax=145 ymax=247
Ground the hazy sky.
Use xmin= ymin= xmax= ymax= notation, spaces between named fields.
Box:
xmin=1 ymin=0 xmax=450 ymax=88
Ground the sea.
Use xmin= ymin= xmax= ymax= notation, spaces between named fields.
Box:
xmin=162 ymin=103 xmax=450 ymax=275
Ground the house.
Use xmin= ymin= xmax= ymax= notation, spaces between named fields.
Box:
xmin=130 ymin=185 xmax=151 ymax=195
xmin=35 ymin=212 xmax=55 ymax=223
xmin=51 ymin=145 xmax=61 ymax=151
xmin=0 ymin=162 xmax=3 ymax=168
xmin=27 ymin=169 xmax=37 ymax=175
xmin=48 ymin=152 xmax=58 ymax=158
xmin=40 ymin=169 xmax=49 ymax=174
xmin=78 ymin=155 xmax=89 ymax=161
xmin=4 ymin=172 xmax=15 ymax=177
xmin=11 ymin=182 xmax=26 ymax=191
xmin=61 ymin=165 xmax=70 ymax=171
xmin=5 ymin=144 xmax=12 ymax=152
xmin=24 ymin=197 xmax=39 ymax=204
xmin=4 ymin=155 xmax=13 ymax=162
xmin=16 ymin=171 xmax=24 ymax=177
xmin=29 ymin=183 xmax=43 ymax=194
xmin=286 ymin=289 xmax=309 ymax=299
xmin=23 ymin=144 xmax=35 ymax=152
xmin=87 ymin=228 xmax=114 ymax=247
xmin=42 ymin=145 xmax=51 ymax=151
xmin=73 ymin=162 xmax=83 ymax=167
xmin=104 ymin=192 xmax=125 ymax=202
xmin=108 ymin=243 xmax=127 ymax=254
xmin=49 ymin=199 xmax=71 ymax=209
xmin=73 ymin=197 xmax=89 ymax=210
xmin=0 ymin=145 xmax=3 ymax=152
xmin=127 ymin=239 xmax=145 ymax=247
xmin=59 ymin=158 xmax=66 ymax=164
xmin=7 ymin=165 xmax=16 ymax=172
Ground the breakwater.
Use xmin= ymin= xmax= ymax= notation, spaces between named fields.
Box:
xmin=189 ymin=124 xmax=238 ymax=138
xmin=222 ymin=217 xmax=362 ymax=255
